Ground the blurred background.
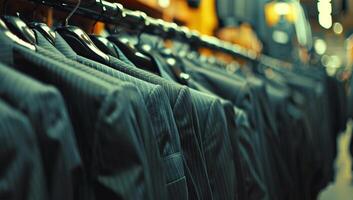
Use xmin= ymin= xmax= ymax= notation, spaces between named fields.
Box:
xmin=108 ymin=0 xmax=353 ymax=77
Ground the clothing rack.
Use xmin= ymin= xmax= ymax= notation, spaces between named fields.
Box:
xmin=28 ymin=0 xmax=291 ymax=67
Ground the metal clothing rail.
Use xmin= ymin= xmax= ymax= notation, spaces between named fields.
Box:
xmin=28 ymin=0 xmax=290 ymax=67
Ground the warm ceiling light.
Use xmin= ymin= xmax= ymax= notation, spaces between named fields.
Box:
xmin=317 ymin=0 xmax=332 ymax=29
xmin=274 ymin=2 xmax=290 ymax=15
xmin=319 ymin=13 xmax=332 ymax=29
xmin=158 ymin=0 xmax=170 ymax=8
xmin=314 ymin=38 xmax=327 ymax=55
xmin=333 ymin=22 xmax=343 ymax=34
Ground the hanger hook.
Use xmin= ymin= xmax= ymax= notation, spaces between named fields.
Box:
xmin=64 ymin=0 xmax=81 ymax=26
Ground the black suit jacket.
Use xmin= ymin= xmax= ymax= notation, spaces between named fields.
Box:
xmin=147 ymin=49 xmax=236 ymax=200
xmin=35 ymin=30 xmax=185 ymax=200
xmin=80 ymin=34 xmax=234 ymax=199
xmin=0 ymin=63 xmax=82 ymax=200
xmin=55 ymin=32 xmax=236 ymax=200
xmin=277 ymin=68 xmax=334 ymax=199
xmin=180 ymin=57 xmax=293 ymax=200
xmin=0 ymin=34 xmax=160 ymax=200
xmin=55 ymin=33 xmax=213 ymax=200
xmin=0 ymin=98 xmax=48 ymax=200
xmin=177 ymin=65 xmax=268 ymax=200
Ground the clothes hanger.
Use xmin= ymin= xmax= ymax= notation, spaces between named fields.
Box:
xmin=90 ymin=35 xmax=120 ymax=58
xmin=28 ymin=22 xmax=56 ymax=45
xmin=107 ymin=11 xmax=158 ymax=72
xmin=87 ymin=0 xmax=119 ymax=58
xmin=1 ymin=0 xmax=36 ymax=44
xmin=55 ymin=0 xmax=109 ymax=63
xmin=25 ymin=3 xmax=56 ymax=45
xmin=135 ymin=22 xmax=189 ymax=83
xmin=108 ymin=34 xmax=156 ymax=71
xmin=0 ymin=19 xmax=36 ymax=50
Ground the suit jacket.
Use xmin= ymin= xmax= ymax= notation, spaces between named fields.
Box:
xmin=35 ymin=30 xmax=184 ymax=200
xmin=277 ymin=68 xmax=334 ymax=199
xmin=180 ymin=57 xmax=293 ymax=200
xmin=58 ymin=32 xmax=236 ymax=200
xmin=172 ymin=60 xmax=268 ymax=200
xmin=76 ymin=33 xmax=234 ymax=199
xmin=233 ymin=107 xmax=268 ymax=200
xmin=148 ymin=49 xmax=236 ymax=200
xmin=0 ymin=98 xmax=48 ymax=200
xmin=0 ymin=33 xmax=160 ymax=200
xmin=0 ymin=63 xmax=82 ymax=200
xmin=59 ymin=33 xmax=213 ymax=200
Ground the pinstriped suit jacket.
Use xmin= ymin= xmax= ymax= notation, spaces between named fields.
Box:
xmin=105 ymin=41 xmax=235 ymax=200
xmin=54 ymin=31 xmax=235 ymax=200
xmin=52 ymin=33 xmax=213 ymax=199
xmin=181 ymin=59 xmax=292 ymax=200
xmin=107 ymin=47 xmax=236 ymax=200
xmin=149 ymin=50 xmax=236 ymax=200
xmin=186 ymin=74 xmax=268 ymax=200
xmin=0 ymin=35 xmax=160 ymax=200
xmin=34 ymin=31 xmax=187 ymax=200
xmin=0 ymin=99 xmax=48 ymax=200
xmin=0 ymin=64 xmax=82 ymax=200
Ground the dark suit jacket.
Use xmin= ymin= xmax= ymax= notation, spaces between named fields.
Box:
xmin=277 ymin=68 xmax=335 ymax=199
xmin=0 ymin=63 xmax=82 ymax=200
xmin=179 ymin=57 xmax=292 ymax=200
xmin=103 ymin=43 xmax=235 ymax=200
xmin=175 ymin=63 xmax=268 ymax=200
xmin=56 ymin=33 xmax=213 ymax=200
xmin=149 ymin=50 xmax=236 ymax=199
xmin=135 ymin=37 xmax=237 ymax=200
xmin=0 ymin=98 xmax=48 ymax=200
xmin=35 ymin=30 xmax=185 ymax=200
xmin=55 ymin=31 xmax=236 ymax=200
xmin=0 ymin=34 xmax=160 ymax=200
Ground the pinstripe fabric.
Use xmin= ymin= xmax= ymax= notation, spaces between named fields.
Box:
xmin=149 ymin=50 xmax=236 ymax=200
xmin=0 ymin=63 xmax=82 ymax=200
xmin=69 ymin=35 xmax=214 ymax=200
xmin=35 ymin=30 xmax=186 ymax=200
xmin=105 ymin=47 xmax=235 ymax=200
xmin=277 ymin=71 xmax=329 ymax=199
xmin=0 ymin=35 xmax=159 ymax=200
xmin=181 ymin=58 xmax=286 ymax=199
xmin=106 ymin=48 xmax=235 ymax=200
xmin=233 ymin=107 xmax=268 ymax=200
xmin=220 ymin=100 xmax=248 ymax=200
xmin=71 ymin=58 xmax=186 ymax=200
xmin=183 ymin=60 xmax=295 ymax=200
xmin=184 ymin=60 xmax=276 ymax=199
xmin=188 ymin=89 xmax=235 ymax=200
xmin=0 ymin=99 xmax=48 ymax=200
xmin=43 ymin=30 xmax=234 ymax=199
xmin=153 ymin=50 xmax=257 ymax=200
xmin=246 ymin=77 xmax=293 ymax=200
xmin=188 ymin=76 xmax=268 ymax=200
xmin=263 ymin=77 xmax=313 ymax=200
xmin=55 ymin=32 xmax=235 ymax=199
xmin=54 ymin=34 xmax=212 ymax=199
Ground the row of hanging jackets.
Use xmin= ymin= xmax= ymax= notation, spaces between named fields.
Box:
xmin=0 ymin=7 xmax=348 ymax=200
